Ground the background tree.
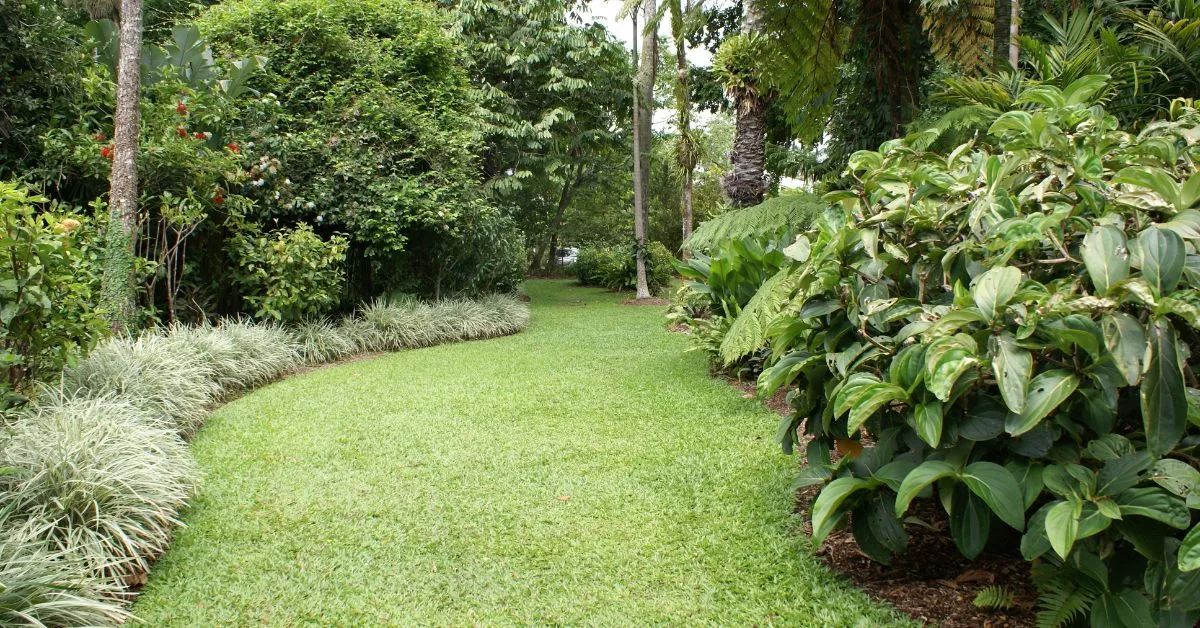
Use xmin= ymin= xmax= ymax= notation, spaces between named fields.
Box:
xmin=100 ymin=0 xmax=143 ymax=332
xmin=629 ymin=0 xmax=658 ymax=298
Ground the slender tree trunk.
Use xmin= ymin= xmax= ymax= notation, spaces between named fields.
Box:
xmin=530 ymin=163 xmax=583 ymax=272
xmin=994 ymin=0 xmax=1011 ymax=68
xmin=721 ymin=1 xmax=767 ymax=208
xmin=100 ymin=0 xmax=142 ymax=333
xmin=632 ymin=3 xmax=656 ymax=299
xmin=674 ymin=1 xmax=695 ymax=260
xmin=1008 ymin=0 xmax=1020 ymax=69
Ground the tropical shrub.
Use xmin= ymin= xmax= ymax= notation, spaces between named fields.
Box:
xmin=707 ymin=81 xmax=1200 ymax=624
xmin=573 ymin=243 xmax=674 ymax=294
xmin=196 ymin=0 xmax=487 ymax=299
xmin=228 ymin=223 xmax=349 ymax=322
xmin=0 ymin=396 xmax=198 ymax=585
xmin=0 ymin=182 xmax=106 ymax=407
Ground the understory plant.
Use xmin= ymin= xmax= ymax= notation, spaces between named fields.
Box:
xmin=573 ymin=242 xmax=674 ymax=295
xmin=702 ymin=79 xmax=1200 ymax=625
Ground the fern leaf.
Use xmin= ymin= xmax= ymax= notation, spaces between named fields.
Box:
xmin=687 ymin=194 xmax=824 ymax=251
xmin=719 ymin=266 xmax=797 ymax=364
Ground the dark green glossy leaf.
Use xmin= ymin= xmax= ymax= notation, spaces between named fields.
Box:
xmin=950 ymin=484 xmax=991 ymax=559
xmin=961 ymin=461 xmax=1025 ymax=530
xmin=1140 ymin=227 xmax=1185 ymax=297
xmin=912 ymin=401 xmax=943 ymax=448
xmin=895 ymin=460 xmax=959 ymax=516
xmin=811 ymin=477 xmax=875 ymax=547
xmin=1117 ymin=487 xmax=1190 ymax=529
xmin=1102 ymin=312 xmax=1145 ymax=387
xmin=1143 ymin=319 xmax=1187 ymax=456
xmin=1046 ymin=499 xmax=1080 ymax=559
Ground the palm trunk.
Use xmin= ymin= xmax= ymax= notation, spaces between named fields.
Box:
xmin=723 ymin=93 xmax=766 ymax=207
xmin=721 ymin=1 xmax=767 ymax=208
xmin=632 ymin=2 xmax=656 ymax=299
xmin=1008 ymin=0 xmax=1020 ymax=68
xmin=100 ymin=0 xmax=142 ymax=333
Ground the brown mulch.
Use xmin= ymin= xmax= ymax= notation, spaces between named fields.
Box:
xmin=620 ymin=297 xmax=670 ymax=306
xmin=717 ymin=375 xmax=1038 ymax=627
xmin=796 ymin=486 xmax=1038 ymax=627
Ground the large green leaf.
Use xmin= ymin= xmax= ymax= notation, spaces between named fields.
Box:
xmin=1004 ymin=370 xmax=1079 ymax=436
xmin=924 ymin=335 xmax=980 ymax=402
xmin=895 ymin=460 xmax=958 ymax=515
xmin=1143 ymin=319 xmax=1187 ymax=456
xmin=1117 ymin=487 xmax=1190 ymax=529
xmin=1096 ymin=452 xmax=1153 ymax=497
xmin=1091 ymin=590 xmax=1154 ymax=628
xmin=1149 ymin=458 xmax=1200 ymax=498
xmin=990 ymin=332 xmax=1031 ymax=414
xmin=1081 ymin=226 xmax=1129 ymax=296
xmin=1180 ymin=523 xmax=1200 ymax=572
xmin=1046 ymin=499 xmax=1080 ymax=559
xmin=1140 ymin=227 xmax=1185 ymax=297
xmin=950 ymin=485 xmax=991 ymax=559
xmin=961 ymin=461 xmax=1025 ymax=530
xmin=847 ymin=383 xmax=908 ymax=435
xmin=1115 ymin=166 xmax=1182 ymax=209
xmin=912 ymin=401 xmax=943 ymax=448
xmin=811 ymin=477 xmax=874 ymax=547
xmin=971 ymin=266 xmax=1021 ymax=321
xmin=1102 ymin=312 xmax=1146 ymax=387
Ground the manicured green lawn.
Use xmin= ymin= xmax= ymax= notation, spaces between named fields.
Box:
xmin=133 ymin=280 xmax=908 ymax=625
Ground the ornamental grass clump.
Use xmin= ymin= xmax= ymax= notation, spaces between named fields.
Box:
xmin=699 ymin=80 xmax=1200 ymax=624
xmin=0 ymin=519 xmax=129 ymax=626
xmin=205 ymin=318 xmax=303 ymax=389
xmin=0 ymin=396 xmax=198 ymax=586
xmin=293 ymin=317 xmax=357 ymax=365
xmin=59 ymin=335 xmax=218 ymax=437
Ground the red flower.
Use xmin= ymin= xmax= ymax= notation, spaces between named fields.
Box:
xmin=176 ymin=101 xmax=187 ymax=115
xmin=226 ymin=143 xmax=240 ymax=152
xmin=177 ymin=127 xmax=188 ymax=138
xmin=94 ymin=132 xmax=106 ymax=141
xmin=194 ymin=132 xmax=205 ymax=140
xmin=100 ymin=146 xmax=113 ymax=160
xmin=213 ymin=194 xmax=225 ymax=205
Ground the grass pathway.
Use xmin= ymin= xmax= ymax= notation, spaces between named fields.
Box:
xmin=133 ymin=280 xmax=906 ymax=625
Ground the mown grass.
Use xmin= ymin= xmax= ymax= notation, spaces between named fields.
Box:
xmin=133 ymin=280 xmax=909 ymax=626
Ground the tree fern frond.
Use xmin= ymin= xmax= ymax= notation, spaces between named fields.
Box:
xmin=753 ymin=0 xmax=843 ymax=141
xmin=922 ymin=0 xmax=997 ymax=75
xmin=687 ymin=194 xmax=824 ymax=251
xmin=719 ymin=266 xmax=797 ymax=363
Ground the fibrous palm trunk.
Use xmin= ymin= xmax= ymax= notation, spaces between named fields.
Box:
xmin=721 ymin=1 xmax=767 ymax=208
xmin=99 ymin=0 xmax=142 ymax=332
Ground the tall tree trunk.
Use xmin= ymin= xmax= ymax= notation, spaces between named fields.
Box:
xmin=723 ymin=96 xmax=766 ymax=207
xmin=632 ymin=2 xmax=656 ymax=299
xmin=1008 ymin=0 xmax=1020 ymax=68
xmin=673 ymin=0 xmax=696 ymax=260
xmin=100 ymin=0 xmax=142 ymax=333
xmin=721 ymin=1 xmax=767 ymax=208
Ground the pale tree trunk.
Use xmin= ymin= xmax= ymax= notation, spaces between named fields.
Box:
xmin=100 ymin=0 xmax=142 ymax=333
xmin=674 ymin=0 xmax=695 ymax=260
xmin=721 ymin=0 xmax=767 ymax=208
xmin=1008 ymin=0 xmax=1020 ymax=69
xmin=632 ymin=2 xmax=656 ymax=299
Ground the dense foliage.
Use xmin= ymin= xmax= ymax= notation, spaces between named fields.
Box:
xmin=573 ymin=243 xmax=675 ymax=295
xmin=680 ymin=81 xmax=1200 ymax=625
